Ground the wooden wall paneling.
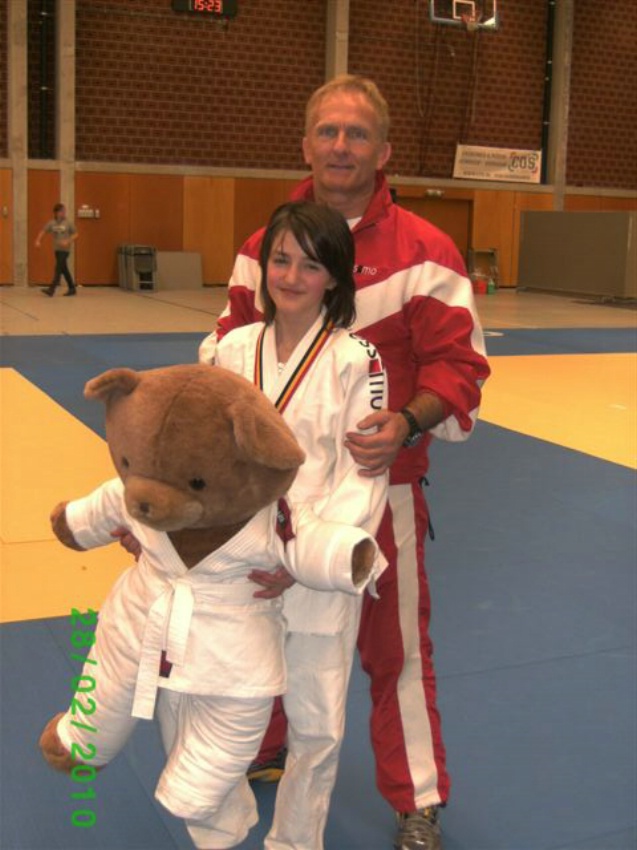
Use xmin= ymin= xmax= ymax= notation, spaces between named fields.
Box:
xmin=0 ymin=169 xmax=12 ymax=284
xmin=394 ymin=194 xmax=472 ymax=261
xmin=563 ymin=195 xmax=637 ymax=212
xmin=129 ymin=174 xmax=184 ymax=251
xmin=183 ymin=176 xmax=235 ymax=285
xmin=471 ymin=190 xmax=517 ymax=287
xmin=511 ymin=191 xmax=554 ymax=286
xmin=233 ymin=178 xmax=298 ymax=256
xmin=28 ymin=169 xmax=61 ymax=285
xmin=75 ymin=172 xmax=131 ymax=285
xmin=564 ymin=195 xmax=600 ymax=211
xmin=601 ymin=196 xmax=637 ymax=211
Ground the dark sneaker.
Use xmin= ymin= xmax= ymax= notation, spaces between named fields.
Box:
xmin=246 ymin=747 xmax=287 ymax=783
xmin=63 ymin=288 xmax=76 ymax=296
xmin=42 ymin=286 xmax=55 ymax=297
xmin=394 ymin=806 xmax=442 ymax=850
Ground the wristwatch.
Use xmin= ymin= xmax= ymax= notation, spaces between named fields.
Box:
xmin=399 ymin=408 xmax=424 ymax=448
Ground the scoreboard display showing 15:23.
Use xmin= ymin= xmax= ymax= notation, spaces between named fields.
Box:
xmin=171 ymin=0 xmax=238 ymax=17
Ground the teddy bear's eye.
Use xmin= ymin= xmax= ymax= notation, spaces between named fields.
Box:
xmin=122 ymin=457 xmax=130 ymax=469
xmin=189 ymin=478 xmax=206 ymax=491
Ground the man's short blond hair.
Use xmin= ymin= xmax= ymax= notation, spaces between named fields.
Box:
xmin=305 ymin=74 xmax=390 ymax=143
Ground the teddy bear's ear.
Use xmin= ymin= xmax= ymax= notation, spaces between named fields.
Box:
xmin=84 ymin=368 xmax=141 ymax=403
xmin=230 ymin=399 xmax=305 ymax=471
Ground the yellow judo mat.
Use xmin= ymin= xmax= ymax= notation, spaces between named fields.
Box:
xmin=0 ymin=368 xmax=131 ymax=624
xmin=479 ymin=353 xmax=637 ymax=470
xmin=1 ymin=352 xmax=635 ymax=624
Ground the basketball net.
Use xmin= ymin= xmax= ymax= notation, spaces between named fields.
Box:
xmin=461 ymin=11 xmax=480 ymax=32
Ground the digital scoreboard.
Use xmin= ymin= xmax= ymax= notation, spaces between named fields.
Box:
xmin=171 ymin=0 xmax=238 ymax=18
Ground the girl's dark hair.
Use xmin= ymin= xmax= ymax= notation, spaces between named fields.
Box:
xmin=259 ymin=201 xmax=356 ymax=328
xmin=53 ymin=203 xmax=65 ymax=214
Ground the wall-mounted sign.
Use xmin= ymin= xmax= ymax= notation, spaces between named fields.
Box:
xmin=453 ymin=144 xmax=542 ymax=183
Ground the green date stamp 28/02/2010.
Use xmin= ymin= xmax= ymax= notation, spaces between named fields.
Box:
xmin=68 ymin=608 xmax=99 ymax=829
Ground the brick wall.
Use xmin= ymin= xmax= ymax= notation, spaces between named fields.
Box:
xmin=348 ymin=0 xmax=549 ymax=179
xmin=568 ymin=2 xmax=637 ymax=189
xmin=0 ymin=1 xmax=7 ymax=158
xmin=75 ymin=0 xmax=325 ymax=167
xmin=10 ymin=0 xmax=637 ymax=190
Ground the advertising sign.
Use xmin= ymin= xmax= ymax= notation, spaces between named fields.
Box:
xmin=453 ymin=144 xmax=542 ymax=183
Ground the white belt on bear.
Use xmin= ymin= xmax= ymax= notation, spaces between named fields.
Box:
xmin=130 ymin=576 xmax=272 ymax=719
xmin=132 ymin=578 xmax=194 ymax=720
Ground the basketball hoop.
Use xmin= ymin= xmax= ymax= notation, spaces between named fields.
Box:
xmin=432 ymin=1 xmax=498 ymax=32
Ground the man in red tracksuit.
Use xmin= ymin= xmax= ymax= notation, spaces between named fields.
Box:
xmin=199 ymin=75 xmax=490 ymax=850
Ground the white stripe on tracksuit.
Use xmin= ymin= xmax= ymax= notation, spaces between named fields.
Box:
xmin=392 ymin=483 xmax=439 ymax=804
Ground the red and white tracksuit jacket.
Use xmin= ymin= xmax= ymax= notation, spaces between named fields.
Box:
xmin=200 ymin=172 xmax=490 ymax=811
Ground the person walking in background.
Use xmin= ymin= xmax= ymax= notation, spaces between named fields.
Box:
xmin=199 ymin=74 xmax=490 ymax=850
xmin=35 ymin=202 xmax=78 ymax=297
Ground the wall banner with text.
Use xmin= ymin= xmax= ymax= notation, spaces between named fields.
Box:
xmin=453 ymin=144 xmax=542 ymax=183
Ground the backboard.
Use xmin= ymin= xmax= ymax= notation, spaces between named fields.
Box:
xmin=429 ymin=0 xmax=499 ymax=32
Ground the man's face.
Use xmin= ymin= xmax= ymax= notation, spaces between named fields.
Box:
xmin=302 ymin=91 xmax=391 ymax=208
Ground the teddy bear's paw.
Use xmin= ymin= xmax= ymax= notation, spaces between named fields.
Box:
xmin=50 ymin=502 xmax=85 ymax=551
xmin=352 ymin=538 xmax=376 ymax=587
xmin=39 ymin=712 xmax=75 ymax=773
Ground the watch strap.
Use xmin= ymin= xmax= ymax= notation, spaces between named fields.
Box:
xmin=399 ymin=408 xmax=423 ymax=447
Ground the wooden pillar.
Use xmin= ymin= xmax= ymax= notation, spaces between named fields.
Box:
xmin=8 ymin=0 xmax=28 ymax=286
xmin=326 ymin=0 xmax=349 ymax=80
xmin=57 ymin=0 xmax=77 ymax=277
xmin=547 ymin=0 xmax=575 ymax=210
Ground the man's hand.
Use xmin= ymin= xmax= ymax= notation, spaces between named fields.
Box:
xmin=248 ymin=565 xmax=295 ymax=599
xmin=344 ymin=410 xmax=408 ymax=477
xmin=345 ymin=394 xmax=446 ymax=476
xmin=110 ymin=526 xmax=142 ymax=561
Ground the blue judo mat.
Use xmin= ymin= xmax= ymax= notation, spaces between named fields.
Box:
xmin=1 ymin=329 xmax=635 ymax=850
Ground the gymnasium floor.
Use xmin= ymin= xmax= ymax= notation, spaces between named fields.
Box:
xmin=1 ymin=286 xmax=635 ymax=850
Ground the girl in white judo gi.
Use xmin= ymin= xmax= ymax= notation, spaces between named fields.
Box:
xmin=213 ymin=200 xmax=389 ymax=850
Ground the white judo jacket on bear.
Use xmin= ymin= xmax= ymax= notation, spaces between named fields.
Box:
xmin=65 ymin=469 xmax=385 ymax=721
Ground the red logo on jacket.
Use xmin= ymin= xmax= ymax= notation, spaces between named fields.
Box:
xmin=276 ymin=498 xmax=295 ymax=546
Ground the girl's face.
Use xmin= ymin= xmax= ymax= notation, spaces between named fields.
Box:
xmin=266 ymin=229 xmax=335 ymax=325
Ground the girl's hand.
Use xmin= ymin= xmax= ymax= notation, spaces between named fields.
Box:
xmin=249 ymin=565 xmax=295 ymax=598
xmin=110 ymin=526 xmax=142 ymax=561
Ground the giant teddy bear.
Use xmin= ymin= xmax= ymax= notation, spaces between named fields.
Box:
xmin=38 ymin=363 xmax=383 ymax=849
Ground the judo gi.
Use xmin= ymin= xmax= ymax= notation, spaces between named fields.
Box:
xmin=215 ymin=313 xmax=388 ymax=850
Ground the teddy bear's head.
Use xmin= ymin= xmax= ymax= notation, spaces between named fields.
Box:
xmin=84 ymin=364 xmax=305 ymax=531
